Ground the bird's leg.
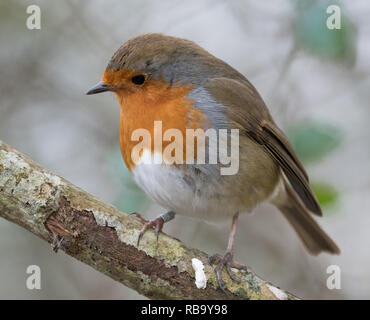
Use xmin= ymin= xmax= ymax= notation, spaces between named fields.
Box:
xmin=130 ymin=211 xmax=176 ymax=246
xmin=209 ymin=212 xmax=248 ymax=292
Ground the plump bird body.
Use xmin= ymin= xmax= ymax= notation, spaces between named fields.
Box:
xmin=87 ymin=34 xmax=340 ymax=290
xmin=130 ymin=136 xmax=280 ymax=222
xmin=101 ymin=34 xmax=281 ymax=220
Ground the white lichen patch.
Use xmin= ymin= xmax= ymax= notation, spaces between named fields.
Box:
xmin=192 ymin=258 xmax=207 ymax=289
xmin=93 ymin=209 xmax=121 ymax=228
xmin=0 ymin=148 xmax=62 ymax=232
xmin=231 ymin=267 xmax=240 ymax=274
xmin=267 ymin=284 xmax=288 ymax=300
xmin=0 ymin=150 xmax=30 ymax=170
xmin=43 ymin=172 xmax=62 ymax=186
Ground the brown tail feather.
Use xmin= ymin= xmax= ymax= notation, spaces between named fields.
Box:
xmin=276 ymin=182 xmax=340 ymax=255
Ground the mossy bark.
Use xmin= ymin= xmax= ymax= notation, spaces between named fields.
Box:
xmin=0 ymin=140 xmax=299 ymax=300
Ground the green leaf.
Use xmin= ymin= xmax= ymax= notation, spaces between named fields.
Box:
xmin=311 ymin=181 xmax=339 ymax=210
xmin=288 ymin=121 xmax=342 ymax=164
xmin=294 ymin=1 xmax=356 ymax=65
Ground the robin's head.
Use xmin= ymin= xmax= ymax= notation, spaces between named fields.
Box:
xmin=86 ymin=33 xmax=243 ymax=98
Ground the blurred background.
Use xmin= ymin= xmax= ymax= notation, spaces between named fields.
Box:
xmin=0 ymin=0 xmax=369 ymax=299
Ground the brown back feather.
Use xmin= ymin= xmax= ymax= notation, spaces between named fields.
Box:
xmin=204 ymin=77 xmax=322 ymax=216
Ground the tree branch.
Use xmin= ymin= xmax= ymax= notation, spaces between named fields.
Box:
xmin=0 ymin=140 xmax=298 ymax=300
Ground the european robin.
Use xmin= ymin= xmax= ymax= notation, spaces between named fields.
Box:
xmin=87 ymin=33 xmax=340 ymax=291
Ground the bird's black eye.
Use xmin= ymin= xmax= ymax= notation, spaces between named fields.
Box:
xmin=131 ymin=74 xmax=146 ymax=85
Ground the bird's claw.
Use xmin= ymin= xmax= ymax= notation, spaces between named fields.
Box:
xmin=129 ymin=212 xmax=148 ymax=224
xmin=130 ymin=212 xmax=164 ymax=246
xmin=209 ymin=251 xmax=247 ymax=293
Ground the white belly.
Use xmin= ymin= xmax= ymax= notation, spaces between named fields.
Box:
xmin=131 ymin=151 xmax=245 ymax=221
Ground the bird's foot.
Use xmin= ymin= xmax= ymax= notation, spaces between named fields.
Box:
xmin=209 ymin=251 xmax=248 ymax=293
xmin=130 ymin=212 xmax=164 ymax=246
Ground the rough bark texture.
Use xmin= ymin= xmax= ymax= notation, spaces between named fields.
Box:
xmin=0 ymin=140 xmax=298 ymax=300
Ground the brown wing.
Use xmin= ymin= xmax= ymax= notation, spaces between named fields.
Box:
xmin=204 ymin=77 xmax=322 ymax=216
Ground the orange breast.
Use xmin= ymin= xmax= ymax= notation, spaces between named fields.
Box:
xmin=116 ymin=80 xmax=208 ymax=171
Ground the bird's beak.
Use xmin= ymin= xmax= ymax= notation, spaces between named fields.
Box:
xmin=86 ymin=82 xmax=116 ymax=95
